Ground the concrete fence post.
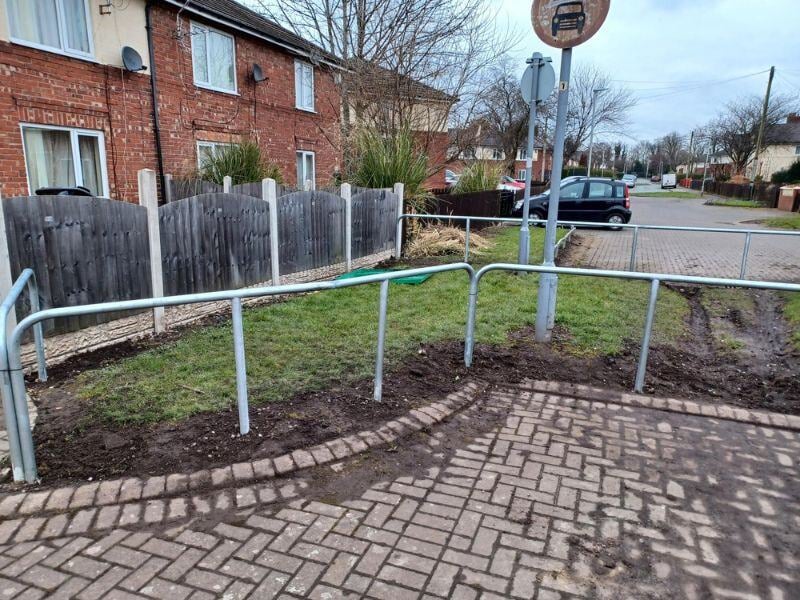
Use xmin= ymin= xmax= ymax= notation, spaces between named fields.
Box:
xmin=263 ymin=178 xmax=280 ymax=286
xmin=139 ymin=169 xmax=165 ymax=333
xmin=164 ymin=173 xmax=173 ymax=203
xmin=223 ymin=175 xmax=232 ymax=193
xmin=304 ymin=179 xmax=313 ymax=192
xmin=0 ymin=191 xmax=15 ymax=338
xmin=393 ymin=182 xmax=405 ymax=258
xmin=341 ymin=183 xmax=353 ymax=272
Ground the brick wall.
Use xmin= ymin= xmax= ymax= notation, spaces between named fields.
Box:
xmin=151 ymin=5 xmax=342 ymax=190
xmin=0 ymin=5 xmax=342 ymax=203
xmin=0 ymin=41 xmax=156 ymax=201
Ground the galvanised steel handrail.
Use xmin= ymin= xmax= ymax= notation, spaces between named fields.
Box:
xmin=4 ymin=262 xmax=475 ymax=483
xmin=0 ymin=269 xmax=47 ymax=482
xmin=463 ymin=262 xmax=800 ymax=402
xmin=397 ymin=213 xmax=800 ymax=278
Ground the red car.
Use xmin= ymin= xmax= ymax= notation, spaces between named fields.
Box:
xmin=498 ymin=176 xmax=525 ymax=191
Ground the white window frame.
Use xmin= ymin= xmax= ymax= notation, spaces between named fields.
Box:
xmin=795 ymin=145 xmax=800 ymax=155
xmin=294 ymin=60 xmax=315 ymax=112
xmin=518 ymin=169 xmax=527 ymax=181
xmin=296 ymin=150 xmax=316 ymax=189
xmin=491 ymin=148 xmax=504 ymax=161
xmin=191 ymin=21 xmax=238 ymax=94
xmin=6 ymin=0 xmax=95 ymax=60
xmin=20 ymin=123 xmax=109 ymax=197
xmin=518 ymin=148 xmax=528 ymax=161
xmin=196 ymin=140 xmax=235 ymax=169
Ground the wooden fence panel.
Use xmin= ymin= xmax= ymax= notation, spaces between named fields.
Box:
xmin=277 ymin=191 xmax=346 ymax=275
xmin=159 ymin=193 xmax=272 ymax=296
xmin=3 ymin=195 xmax=151 ymax=336
xmin=352 ymin=190 xmax=398 ymax=259
xmin=167 ymin=178 xmax=223 ymax=202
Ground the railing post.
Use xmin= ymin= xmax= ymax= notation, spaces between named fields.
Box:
xmin=342 ymin=183 xmax=353 ymax=272
xmin=0 ymin=191 xmax=15 ymax=338
xmin=629 ymin=226 xmax=639 ymax=272
xmin=394 ymin=183 xmax=405 ymax=258
xmin=740 ymin=232 xmax=753 ymax=279
xmin=464 ymin=277 xmax=479 ymax=367
xmin=139 ymin=169 xmax=165 ymax=334
xmin=164 ymin=173 xmax=173 ymax=203
xmin=263 ymin=178 xmax=280 ymax=286
xmin=465 ymin=218 xmax=471 ymax=262
xmin=634 ymin=278 xmax=660 ymax=393
xmin=231 ymin=297 xmax=250 ymax=435
xmin=374 ymin=279 xmax=389 ymax=402
xmin=223 ymin=175 xmax=232 ymax=193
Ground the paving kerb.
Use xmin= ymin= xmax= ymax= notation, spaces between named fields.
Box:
xmin=0 ymin=382 xmax=485 ymax=525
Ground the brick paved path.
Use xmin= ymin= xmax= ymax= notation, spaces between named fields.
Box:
xmin=1 ymin=382 xmax=798 ymax=599
xmin=565 ymin=196 xmax=800 ymax=282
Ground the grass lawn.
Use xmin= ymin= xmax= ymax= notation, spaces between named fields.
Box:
xmin=78 ymin=227 xmax=689 ymax=424
xmin=762 ymin=214 xmax=800 ymax=230
xmin=705 ymin=198 xmax=764 ymax=208
xmin=633 ymin=191 xmax=700 ymax=199
xmin=783 ymin=292 xmax=800 ymax=351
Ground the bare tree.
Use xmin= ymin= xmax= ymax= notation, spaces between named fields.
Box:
xmin=255 ymin=0 xmax=517 ymax=152
xmin=660 ymin=131 xmax=686 ymax=171
xmin=563 ymin=64 xmax=636 ymax=161
xmin=707 ymin=94 xmax=797 ymax=176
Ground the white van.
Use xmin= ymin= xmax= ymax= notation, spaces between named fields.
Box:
xmin=661 ymin=173 xmax=677 ymax=189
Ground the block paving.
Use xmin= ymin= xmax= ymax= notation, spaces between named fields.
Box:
xmin=0 ymin=381 xmax=798 ymax=599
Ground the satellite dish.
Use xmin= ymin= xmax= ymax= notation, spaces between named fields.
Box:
xmin=121 ymin=46 xmax=147 ymax=72
xmin=252 ymin=63 xmax=267 ymax=83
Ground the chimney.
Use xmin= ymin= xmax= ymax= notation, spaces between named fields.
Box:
xmin=788 ymin=113 xmax=800 ymax=123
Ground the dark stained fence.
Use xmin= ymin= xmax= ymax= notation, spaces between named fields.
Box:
xmin=689 ymin=180 xmax=781 ymax=207
xmin=277 ymin=191 xmax=346 ymax=275
xmin=3 ymin=195 xmax=151 ymax=335
xmin=352 ymin=190 xmax=399 ymax=259
xmin=428 ymin=189 xmax=521 ymax=227
xmin=159 ymin=193 xmax=272 ymax=296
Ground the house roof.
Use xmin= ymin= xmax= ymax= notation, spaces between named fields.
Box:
xmin=162 ymin=0 xmax=338 ymax=65
xmin=765 ymin=121 xmax=800 ymax=145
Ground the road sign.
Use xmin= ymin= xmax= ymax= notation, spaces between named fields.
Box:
xmin=531 ymin=0 xmax=610 ymax=49
xmin=521 ymin=60 xmax=556 ymax=104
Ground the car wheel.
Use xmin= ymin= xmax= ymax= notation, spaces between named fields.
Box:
xmin=532 ymin=210 xmax=546 ymax=226
xmin=606 ymin=213 xmax=625 ymax=231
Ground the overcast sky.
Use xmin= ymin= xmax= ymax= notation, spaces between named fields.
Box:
xmin=495 ymin=0 xmax=800 ymax=143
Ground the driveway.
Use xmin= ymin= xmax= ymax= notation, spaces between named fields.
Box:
xmin=0 ymin=381 xmax=798 ymax=599
xmin=565 ymin=189 xmax=800 ymax=282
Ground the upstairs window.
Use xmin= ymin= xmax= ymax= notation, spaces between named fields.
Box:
xmin=795 ymin=145 xmax=800 ymax=155
xmin=6 ymin=0 xmax=93 ymax=58
xmin=491 ymin=148 xmax=504 ymax=161
xmin=295 ymin=61 xmax=315 ymax=111
xmin=191 ymin=22 xmax=236 ymax=93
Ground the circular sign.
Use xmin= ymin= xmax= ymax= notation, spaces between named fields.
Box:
xmin=521 ymin=61 xmax=557 ymax=104
xmin=531 ymin=0 xmax=610 ymax=49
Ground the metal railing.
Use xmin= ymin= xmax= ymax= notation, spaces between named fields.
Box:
xmin=463 ymin=262 xmax=800 ymax=398
xmin=397 ymin=214 xmax=800 ymax=279
xmin=0 ymin=269 xmax=47 ymax=483
xmin=2 ymin=263 xmax=475 ymax=483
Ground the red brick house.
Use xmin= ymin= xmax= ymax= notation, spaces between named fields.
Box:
xmin=0 ymin=0 xmax=342 ymax=202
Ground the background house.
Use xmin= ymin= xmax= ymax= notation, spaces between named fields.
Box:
xmin=0 ymin=0 xmax=342 ymax=202
xmin=758 ymin=114 xmax=800 ymax=181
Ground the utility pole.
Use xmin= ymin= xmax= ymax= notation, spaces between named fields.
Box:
xmin=687 ymin=130 xmax=694 ymax=183
xmin=752 ymin=66 xmax=775 ymax=181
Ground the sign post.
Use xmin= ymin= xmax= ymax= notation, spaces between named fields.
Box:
xmin=530 ymin=0 xmax=610 ymax=341
xmin=518 ymin=53 xmax=555 ymax=265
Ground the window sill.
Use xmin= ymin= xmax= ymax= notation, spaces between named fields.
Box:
xmin=295 ymin=106 xmax=317 ymax=114
xmin=195 ymin=82 xmax=240 ymax=96
xmin=10 ymin=38 xmax=96 ymax=64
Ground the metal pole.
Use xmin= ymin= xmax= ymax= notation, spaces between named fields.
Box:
xmin=231 ymin=298 xmax=250 ymax=435
xmin=634 ymin=279 xmax=660 ymax=393
xmin=0 ymin=371 xmax=23 ymax=481
xmin=374 ymin=279 xmax=389 ymax=401
xmin=701 ymin=148 xmax=710 ymax=196
xmin=465 ymin=218 xmax=471 ymax=262
xmin=629 ymin=226 xmax=639 ymax=272
xmin=535 ymin=48 xmax=572 ymax=342
xmin=464 ymin=278 xmax=479 ymax=367
xmin=740 ymin=232 xmax=753 ymax=279
xmin=519 ymin=54 xmax=541 ymax=266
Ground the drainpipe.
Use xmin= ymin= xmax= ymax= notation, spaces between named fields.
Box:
xmin=145 ymin=0 xmax=167 ymax=201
